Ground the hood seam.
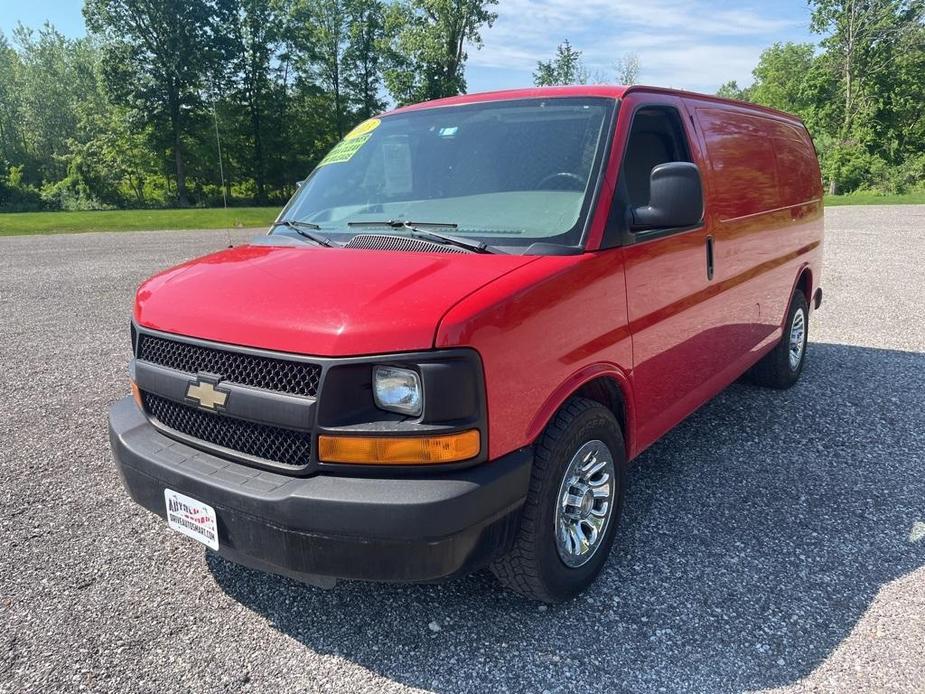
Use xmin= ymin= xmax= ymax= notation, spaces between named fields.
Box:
xmin=431 ymin=256 xmax=544 ymax=348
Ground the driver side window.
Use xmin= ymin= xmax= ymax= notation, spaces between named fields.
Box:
xmin=622 ymin=107 xmax=691 ymax=208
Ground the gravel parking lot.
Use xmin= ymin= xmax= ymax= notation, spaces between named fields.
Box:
xmin=1 ymin=206 xmax=923 ymax=694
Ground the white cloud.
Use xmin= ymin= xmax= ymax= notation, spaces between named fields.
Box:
xmin=631 ymin=43 xmax=767 ymax=91
xmin=468 ymin=0 xmax=808 ymax=92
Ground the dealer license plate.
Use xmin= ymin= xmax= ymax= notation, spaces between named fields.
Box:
xmin=164 ymin=489 xmax=219 ymax=550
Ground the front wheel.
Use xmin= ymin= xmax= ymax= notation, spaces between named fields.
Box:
xmin=749 ymin=289 xmax=809 ymax=389
xmin=491 ymin=397 xmax=625 ymax=602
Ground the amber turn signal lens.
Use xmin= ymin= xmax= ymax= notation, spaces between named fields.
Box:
xmin=318 ymin=430 xmax=480 ymax=465
xmin=130 ymin=381 xmax=143 ymax=409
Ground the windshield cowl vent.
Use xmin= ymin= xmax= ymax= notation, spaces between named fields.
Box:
xmin=345 ymin=233 xmax=473 ymax=255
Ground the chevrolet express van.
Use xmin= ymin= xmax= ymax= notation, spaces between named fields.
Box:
xmin=110 ymin=85 xmax=824 ymax=602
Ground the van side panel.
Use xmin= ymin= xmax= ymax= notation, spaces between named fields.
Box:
xmin=696 ymin=107 xmax=781 ymax=221
xmin=775 ymin=125 xmax=821 ymax=209
xmin=691 ymin=99 xmax=823 ymax=347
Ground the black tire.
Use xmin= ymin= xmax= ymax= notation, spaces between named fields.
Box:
xmin=749 ymin=289 xmax=809 ymax=389
xmin=491 ymin=397 xmax=626 ymax=603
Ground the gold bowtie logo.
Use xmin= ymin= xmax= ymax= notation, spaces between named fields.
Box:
xmin=186 ymin=380 xmax=228 ymax=410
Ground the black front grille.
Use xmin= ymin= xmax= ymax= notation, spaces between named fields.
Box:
xmin=137 ymin=333 xmax=321 ymax=397
xmin=142 ymin=392 xmax=312 ymax=468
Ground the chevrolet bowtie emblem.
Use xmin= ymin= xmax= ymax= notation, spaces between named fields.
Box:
xmin=186 ymin=380 xmax=228 ymax=410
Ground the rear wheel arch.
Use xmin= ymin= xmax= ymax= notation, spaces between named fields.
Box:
xmin=749 ymin=288 xmax=809 ymax=389
xmin=797 ymin=267 xmax=812 ymax=302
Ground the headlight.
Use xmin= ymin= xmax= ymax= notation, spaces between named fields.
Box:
xmin=373 ymin=366 xmax=423 ymax=416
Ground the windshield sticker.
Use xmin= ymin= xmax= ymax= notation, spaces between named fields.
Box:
xmin=345 ymin=118 xmax=380 ymax=139
xmin=318 ymin=118 xmax=381 ymax=167
xmin=318 ymin=134 xmax=371 ymax=166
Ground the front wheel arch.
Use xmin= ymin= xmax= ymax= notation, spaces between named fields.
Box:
xmin=525 ymin=367 xmax=634 ymax=463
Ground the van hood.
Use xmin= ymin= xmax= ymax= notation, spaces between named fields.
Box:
xmin=134 ymin=243 xmax=537 ymax=356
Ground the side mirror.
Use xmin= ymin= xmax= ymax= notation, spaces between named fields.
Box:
xmin=631 ymin=162 xmax=703 ymax=230
xmin=296 ymin=179 xmax=307 ymax=189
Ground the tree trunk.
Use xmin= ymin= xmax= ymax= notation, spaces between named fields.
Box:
xmin=173 ymin=131 xmax=189 ymax=207
xmin=362 ymin=59 xmax=373 ymax=119
xmin=843 ymin=0 xmax=857 ymax=135
xmin=251 ymin=99 xmax=266 ymax=204
xmin=333 ymin=74 xmax=343 ymax=138
xmin=169 ymin=90 xmax=189 ymax=207
xmin=132 ymin=176 xmax=145 ymax=206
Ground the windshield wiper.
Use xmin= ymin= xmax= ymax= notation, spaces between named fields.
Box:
xmin=347 ymin=220 xmax=502 ymax=254
xmin=273 ymin=219 xmax=335 ymax=248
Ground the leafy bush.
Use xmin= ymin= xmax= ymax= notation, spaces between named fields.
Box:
xmin=887 ymin=154 xmax=925 ymax=193
xmin=0 ymin=166 xmax=45 ymax=211
xmin=820 ymin=145 xmax=890 ymax=195
xmin=40 ymin=180 xmax=111 ymax=211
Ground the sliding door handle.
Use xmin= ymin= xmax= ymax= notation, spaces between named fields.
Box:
xmin=706 ymin=235 xmax=714 ymax=281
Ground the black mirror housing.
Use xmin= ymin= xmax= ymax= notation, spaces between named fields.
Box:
xmin=632 ymin=162 xmax=704 ymax=230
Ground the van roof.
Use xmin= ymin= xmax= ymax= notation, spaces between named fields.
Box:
xmin=386 ymin=84 xmax=805 ymax=125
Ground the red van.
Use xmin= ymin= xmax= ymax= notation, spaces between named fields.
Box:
xmin=110 ymin=86 xmax=824 ymax=602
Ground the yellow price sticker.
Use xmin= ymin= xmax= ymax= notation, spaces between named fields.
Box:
xmin=318 ymin=134 xmax=372 ymax=166
xmin=317 ymin=119 xmax=381 ymax=166
xmin=344 ymin=118 xmax=381 ymax=140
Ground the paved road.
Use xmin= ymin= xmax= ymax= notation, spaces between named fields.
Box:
xmin=1 ymin=207 xmax=923 ymax=694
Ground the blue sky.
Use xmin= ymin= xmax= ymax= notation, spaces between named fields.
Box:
xmin=0 ymin=0 xmax=816 ymax=93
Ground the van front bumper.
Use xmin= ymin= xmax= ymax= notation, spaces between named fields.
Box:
xmin=108 ymin=398 xmax=531 ymax=585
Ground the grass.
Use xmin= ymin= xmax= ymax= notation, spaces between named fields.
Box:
xmin=823 ymin=191 xmax=925 ymax=206
xmin=0 ymin=207 xmax=279 ymax=236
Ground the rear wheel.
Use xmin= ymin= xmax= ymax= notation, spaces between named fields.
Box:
xmin=491 ymin=397 xmax=625 ymax=603
xmin=749 ymin=289 xmax=809 ymax=389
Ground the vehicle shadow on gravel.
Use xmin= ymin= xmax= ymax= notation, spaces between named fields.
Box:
xmin=207 ymin=342 xmax=925 ymax=693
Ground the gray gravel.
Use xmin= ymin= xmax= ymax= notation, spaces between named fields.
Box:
xmin=1 ymin=207 xmax=924 ymax=694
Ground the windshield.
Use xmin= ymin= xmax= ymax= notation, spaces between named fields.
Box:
xmin=272 ymin=97 xmax=615 ymax=252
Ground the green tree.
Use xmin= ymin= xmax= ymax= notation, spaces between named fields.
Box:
xmin=0 ymin=32 xmax=25 ymax=173
xmin=13 ymin=25 xmax=83 ymax=184
xmin=344 ymin=0 xmax=387 ymax=119
xmin=40 ymin=34 xmax=136 ymax=209
xmin=873 ymin=19 xmax=925 ymax=187
xmin=383 ymin=0 xmax=498 ymax=105
xmin=227 ymin=0 xmax=288 ymax=203
xmin=289 ymin=0 xmax=386 ymax=141
xmin=84 ymin=0 xmax=236 ymax=206
xmin=0 ymin=26 xmax=119 ymax=210
xmin=716 ymin=80 xmax=751 ymax=101
xmin=5 ymin=24 xmax=114 ymax=208
xmin=811 ymin=0 xmax=921 ymax=136
xmin=809 ymin=0 xmax=925 ymax=192
xmin=291 ymin=0 xmax=350 ymax=137
xmin=748 ymin=43 xmax=818 ymax=117
xmin=534 ymin=39 xmax=586 ymax=86
xmin=84 ymin=109 xmax=164 ymax=206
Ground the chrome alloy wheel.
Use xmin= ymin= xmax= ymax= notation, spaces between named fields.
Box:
xmin=788 ymin=307 xmax=806 ymax=371
xmin=554 ymin=440 xmax=616 ymax=568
